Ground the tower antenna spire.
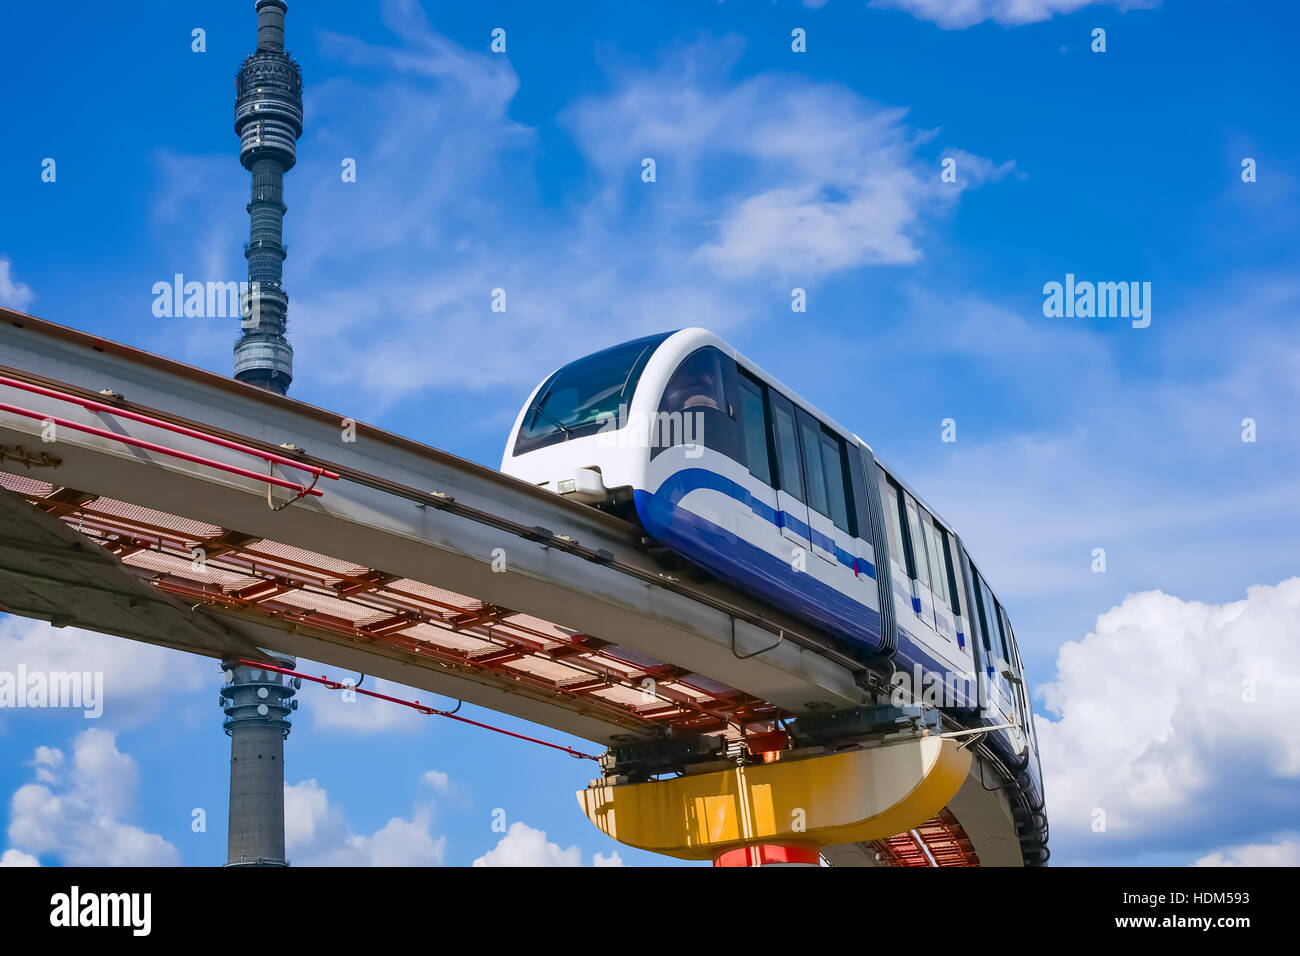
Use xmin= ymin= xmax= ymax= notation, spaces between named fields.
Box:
xmin=233 ymin=0 xmax=302 ymax=395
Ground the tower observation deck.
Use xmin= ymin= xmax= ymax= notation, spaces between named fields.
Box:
xmin=219 ymin=656 xmax=298 ymax=866
xmin=233 ymin=0 xmax=302 ymax=395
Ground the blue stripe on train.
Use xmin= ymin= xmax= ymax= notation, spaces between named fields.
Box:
xmin=893 ymin=624 xmax=980 ymax=710
xmin=636 ymin=473 xmax=986 ymax=713
xmin=633 ymin=486 xmax=884 ymax=653
xmin=649 ymin=468 xmax=876 ymax=578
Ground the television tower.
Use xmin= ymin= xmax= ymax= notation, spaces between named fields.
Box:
xmin=233 ymin=0 xmax=302 ymax=395
xmin=221 ymin=0 xmax=302 ymax=867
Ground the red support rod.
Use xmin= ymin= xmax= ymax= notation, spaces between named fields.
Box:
xmin=239 ymin=659 xmax=600 ymax=761
xmin=0 ymin=374 xmax=339 ymax=480
xmin=0 ymin=401 xmax=324 ymax=498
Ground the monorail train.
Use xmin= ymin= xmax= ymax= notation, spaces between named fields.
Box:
xmin=502 ymin=328 xmax=1046 ymax=858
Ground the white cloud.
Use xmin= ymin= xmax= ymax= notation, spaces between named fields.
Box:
xmin=566 ymin=61 xmax=987 ymax=282
xmin=473 ymin=821 xmax=582 ymax=867
xmin=1035 ymin=579 xmax=1300 ymax=863
xmin=1194 ymin=837 xmax=1300 ymax=867
xmin=0 ymin=617 xmax=206 ymax=727
xmin=0 ymin=257 xmax=33 ymax=310
xmin=421 ymin=769 xmax=451 ymax=793
xmin=472 ymin=821 xmax=619 ymax=867
xmin=695 ymin=178 xmax=927 ymax=277
xmin=868 ymin=0 xmax=1159 ymax=29
xmin=4 ymin=728 xmax=180 ymax=866
xmin=0 ymin=849 xmax=40 ymax=866
xmin=284 ymin=778 xmax=446 ymax=866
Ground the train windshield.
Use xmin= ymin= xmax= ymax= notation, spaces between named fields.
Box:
xmin=514 ymin=332 xmax=672 ymax=455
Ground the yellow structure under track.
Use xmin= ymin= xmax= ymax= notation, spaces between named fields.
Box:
xmin=578 ymin=734 xmax=972 ymax=861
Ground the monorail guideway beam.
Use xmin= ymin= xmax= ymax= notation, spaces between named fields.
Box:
xmin=0 ymin=310 xmax=870 ymax=739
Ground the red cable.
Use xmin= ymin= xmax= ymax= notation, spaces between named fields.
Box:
xmin=238 ymin=659 xmax=599 ymax=761
xmin=0 ymin=401 xmax=324 ymax=497
xmin=0 ymin=374 xmax=340 ymax=480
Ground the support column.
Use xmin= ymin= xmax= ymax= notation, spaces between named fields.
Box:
xmin=714 ymin=845 xmax=822 ymax=867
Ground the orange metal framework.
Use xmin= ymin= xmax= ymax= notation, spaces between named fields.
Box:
xmin=870 ymin=809 xmax=981 ymax=866
xmin=0 ymin=468 xmax=780 ymax=738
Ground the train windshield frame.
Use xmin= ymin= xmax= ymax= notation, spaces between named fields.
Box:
xmin=513 ymin=332 xmax=672 ymax=455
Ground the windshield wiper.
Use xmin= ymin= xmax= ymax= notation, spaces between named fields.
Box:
xmin=529 ymin=401 xmax=572 ymax=440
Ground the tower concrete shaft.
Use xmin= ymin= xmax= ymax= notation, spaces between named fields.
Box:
xmin=234 ymin=0 xmax=302 ymax=395
xmin=220 ymin=656 xmax=298 ymax=866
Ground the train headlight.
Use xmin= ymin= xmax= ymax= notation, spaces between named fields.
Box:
xmin=558 ymin=468 xmax=608 ymax=504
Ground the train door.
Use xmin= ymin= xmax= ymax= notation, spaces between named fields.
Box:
xmin=943 ymin=532 xmax=971 ymax=652
xmin=767 ymin=392 xmax=812 ymax=560
xmin=1004 ymin=618 xmax=1044 ymax=788
xmin=877 ymin=470 xmax=915 ymax=626
xmin=795 ymin=409 xmax=846 ymax=568
xmin=654 ymin=347 xmax=740 ymax=539
xmin=935 ymin=527 xmax=977 ymax=707
xmin=733 ymin=370 xmax=780 ymax=551
xmin=997 ymin=605 xmax=1031 ymax=754
xmin=853 ymin=447 xmax=889 ymax=637
xmin=903 ymin=494 xmax=936 ymax=626
xmin=840 ymin=443 xmax=876 ymax=605
xmin=971 ymin=567 xmax=1023 ymax=752
xmin=919 ymin=513 xmax=959 ymax=644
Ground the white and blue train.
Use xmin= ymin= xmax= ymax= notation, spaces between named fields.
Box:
xmin=502 ymin=328 xmax=1046 ymax=860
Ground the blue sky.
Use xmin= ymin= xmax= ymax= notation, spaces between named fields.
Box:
xmin=1 ymin=0 xmax=1298 ymax=867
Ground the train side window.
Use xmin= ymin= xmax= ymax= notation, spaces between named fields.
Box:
xmin=797 ymin=415 xmax=831 ymax=518
xmin=970 ymin=564 xmax=993 ymax=652
xmin=904 ymin=497 xmax=931 ymax=590
xmin=660 ymin=348 xmax=726 ymax=415
xmin=818 ymin=429 xmax=854 ymax=535
xmin=879 ymin=471 xmax=906 ymax=570
xmin=999 ymin=606 xmax=1018 ymax=666
xmin=981 ymin=577 xmax=1006 ymax=660
xmin=794 ymin=410 xmax=855 ymax=536
xmin=736 ymin=373 xmax=772 ymax=485
xmin=768 ymin=393 xmax=805 ymax=502
xmin=940 ymin=531 xmax=963 ymax=617
xmin=651 ymin=346 xmax=747 ymax=464
xmin=921 ymin=513 xmax=949 ymax=608
xmin=993 ymin=598 xmax=1012 ymax=663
